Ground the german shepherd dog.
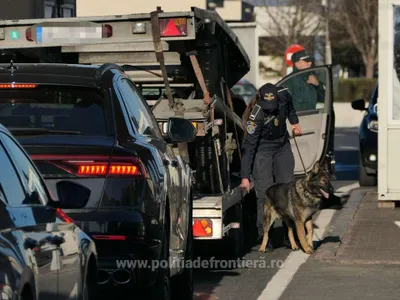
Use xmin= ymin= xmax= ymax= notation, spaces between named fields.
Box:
xmin=258 ymin=160 xmax=334 ymax=254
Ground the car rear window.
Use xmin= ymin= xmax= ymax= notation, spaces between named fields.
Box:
xmin=0 ymin=85 xmax=110 ymax=135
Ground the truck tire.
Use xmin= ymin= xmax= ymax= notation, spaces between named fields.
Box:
xmin=225 ymin=202 xmax=244 ymax=259
xmin=359 ymin=155 xmax=377 ymax=187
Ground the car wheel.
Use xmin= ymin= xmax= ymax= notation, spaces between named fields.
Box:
xmin=359 ymin=155 xmax=377 ymax=187
xmin=150 ymin=219 xmax=171 ymax=300
xmin=171 ymin=203 xmax=194 ymax=299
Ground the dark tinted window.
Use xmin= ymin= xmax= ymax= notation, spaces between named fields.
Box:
xmin=1 ymin=133 xmax=48 ymax=205
xmin=0 ymin=141 xmax=26 ymax=206
xmin=117 ymin=78 xmax=163 ymax=139
xmin=0 ymin=86 xmax=109 ymax=136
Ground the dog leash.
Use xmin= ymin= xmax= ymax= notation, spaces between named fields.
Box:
xmin=291 ymin=129 xmax=307 ymax=174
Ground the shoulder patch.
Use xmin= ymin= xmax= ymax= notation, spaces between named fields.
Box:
xmin=249 ymin=104 xmax=261 ymax=121
xmin=246 ymin=121 xmax=257 ymax=134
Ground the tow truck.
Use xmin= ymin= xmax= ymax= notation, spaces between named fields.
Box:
xmin=0 ymin=7 xmax=257 ymax=257
xmin=0 ymin=6 xmax=336 ymax=256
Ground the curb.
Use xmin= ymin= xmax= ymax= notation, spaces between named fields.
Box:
xmin=313 ymin=188 xmax=368 ymax=261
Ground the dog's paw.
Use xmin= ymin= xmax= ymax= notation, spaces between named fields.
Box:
xmin=304 ymin=247 xmax=314 ymax=254
xmin=258 ymin=247 xmax=266 ymax=253
xmin=308 ymin=242 xmax=314 ymax=250
xmin=291 ymin=244 xmax=300 ymax=251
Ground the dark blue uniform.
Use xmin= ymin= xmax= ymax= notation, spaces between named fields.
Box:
xmin=241 ymin=83 xmax=299 ymax=244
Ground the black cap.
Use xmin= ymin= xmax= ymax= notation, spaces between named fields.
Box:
xmin=291 ymin=50 xmax=312 ymax=63
xmin=259 ymin=83 xmax=277 ymax=101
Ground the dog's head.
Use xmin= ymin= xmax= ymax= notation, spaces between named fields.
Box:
xmin=305 ymin=160 xmax=334 ymax=198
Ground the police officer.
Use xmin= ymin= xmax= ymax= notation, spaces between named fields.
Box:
xmin=240 ymin=83 xmax=302 ymax=249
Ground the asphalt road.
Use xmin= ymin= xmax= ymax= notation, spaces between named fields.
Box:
xmin=193 ymin=126 xmax=362 ymax=300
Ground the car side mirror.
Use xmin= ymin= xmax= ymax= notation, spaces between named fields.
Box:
xmin=166 ymin=117 xmax=196 ymax=143
xmin=56 ymin=181 xmax=91 ymax=209
xmin=351 ymin=99 xmax=366 ymax=111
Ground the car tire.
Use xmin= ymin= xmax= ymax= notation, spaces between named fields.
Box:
xmin=171 ymin=206 xmax=194 ymax=300
xmin=150 ymin=219 xmax=171 ymax=300
xmin=359 ymin=156 xmax=377 ymax=187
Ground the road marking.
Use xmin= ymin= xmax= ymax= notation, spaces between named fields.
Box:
xmin=394 ymin=221 xmax=400 ymax=228
xmin=257 ymin=208 xmax=337 ymax=300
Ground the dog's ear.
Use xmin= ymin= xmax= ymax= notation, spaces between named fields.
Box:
xmin=311 ymin=161 xmax=320 ymax=174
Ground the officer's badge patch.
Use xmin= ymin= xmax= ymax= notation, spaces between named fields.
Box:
xmin=247 ymin=121 xmax=257 ymax=134
xmin=274 ymin=118 xmax=279 ymax=126
xmin=264 ymin=93 xmax=275 ymax=101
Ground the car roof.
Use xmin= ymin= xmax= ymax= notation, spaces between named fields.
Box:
xmin=0 ymin=63 xmax=116 ymax=87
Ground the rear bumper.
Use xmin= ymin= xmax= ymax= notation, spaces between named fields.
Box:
xmin=65 ymin=208 xmax=163 ymax=288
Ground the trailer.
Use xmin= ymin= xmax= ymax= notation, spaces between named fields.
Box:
xmin=0 ymin=7 xmax=255 ymax=257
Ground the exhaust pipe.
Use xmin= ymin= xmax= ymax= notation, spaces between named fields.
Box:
xmin=111 ymin=269 xmax=131 ymax=284
xmin=97 ymin=269 xmax=110 ymax=285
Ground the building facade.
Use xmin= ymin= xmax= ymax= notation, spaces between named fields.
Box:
xmin=76 ymin=0 xmax=253 ymax=22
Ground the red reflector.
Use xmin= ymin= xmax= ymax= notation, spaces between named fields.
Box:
xmin=26 ymin=28 xmax=33 ymax=41
xmin=0 ymin=84 xmax=37 ymax=89
xmin=102 ymin=24 xmax=112 ymax=38
xmin=56 ymin=208 xmax=74 ymax=223
xmin=193 ymin=219 xmax=213 ymax=237
xmin=159 ymin=18 xmax=187 ymax=37
xmin=92 ymin=235 xmax=126 ymax=241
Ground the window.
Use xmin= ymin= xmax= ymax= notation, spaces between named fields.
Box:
xmin=0 ymin=142 xmax=26 ymax=206
xmin=1 ymin=134 xmax=48 ymax=206
xmin=279 ymin=68 xmax=327 ymax=112
xmin=117 ymin=78 xmax=163 ymax=139
xmin=0 ymin=86 xmax=109 ymax=136
xmin=44 ymin=5 xmax=55 ymax=18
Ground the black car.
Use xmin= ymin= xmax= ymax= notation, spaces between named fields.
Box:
xmin=351 ymin=84 xmax=378 ymax=186
xmin=0 ymin=62 xmax=196 ymax=299
xmin=0 ymin=124 xmax=98 ymax=300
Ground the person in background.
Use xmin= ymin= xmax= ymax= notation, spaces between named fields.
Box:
xmin=286 ymin=50 xmax=326 ymax=112
xmin=288 ymin=49 xmax=343 ymax=209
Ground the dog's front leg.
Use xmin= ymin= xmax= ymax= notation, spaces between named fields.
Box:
xmin=295 ymin=221 xmax=313 ymax=254
xmin=305 ymin=219 xmax=314 ymax=250
xmin=286 ymin=225 xmax=299 ymax=251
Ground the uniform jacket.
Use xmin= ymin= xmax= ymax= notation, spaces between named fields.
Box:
xmin=285 ymin=68 xmax=326 ymax=112
xmin=240 ymin=85 xmax=299 ymax=179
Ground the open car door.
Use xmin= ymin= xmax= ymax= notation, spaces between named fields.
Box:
xmin=275 ymin=65 xmax=334 ymax=175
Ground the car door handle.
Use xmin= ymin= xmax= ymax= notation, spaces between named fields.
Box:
xmin=23 ymin=238 xmax=38 ymax=250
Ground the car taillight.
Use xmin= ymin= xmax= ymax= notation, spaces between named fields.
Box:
xmin=29 ymin=155 xmax=146 ymax=178
xmin=56 ymin=208 xmax=74 ymax=223
xmin=0 ymin=83 xmax=37 ymax=88
xmin=77 ymin=163 xmax=140 ymax=176
xmin=159 ymin=18 xmax=187 ymax=37
xmin=91 ymin=235 xmax=126 ymax=241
